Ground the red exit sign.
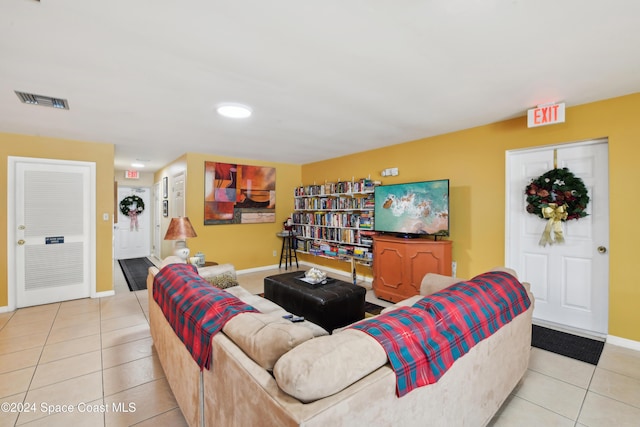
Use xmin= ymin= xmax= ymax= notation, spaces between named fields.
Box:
xmin=527 ymin=103 xmax=565 ymax=128
xmin=125 ymin=170 xmax=140 ymax=179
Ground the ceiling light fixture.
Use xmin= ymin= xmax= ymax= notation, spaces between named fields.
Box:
xmin=216 ymin=103 xmax=252 ymax=119
xmin=131 ymin=163 xmax=145 ymax=168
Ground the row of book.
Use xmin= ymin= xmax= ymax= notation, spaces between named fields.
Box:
xmin=293 ymin=194 xmax=374 ymax=211
xmin=294 ymin=178 xmax=380 ymax=197
xmin=292 ymin=212 xmax=373 ymax=229
xmin=295 ymin=239 xmax=373 ymax=260
xmin=292 ymin=225 xmax=374 ymax=246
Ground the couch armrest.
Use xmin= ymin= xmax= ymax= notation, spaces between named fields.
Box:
xmin=419 ymin=267 xmax=520 ymax=296
xmin=420 ymin=273 xmax=464 ymax=296
xmin=380 ymin=295 xmax=423 ymax=314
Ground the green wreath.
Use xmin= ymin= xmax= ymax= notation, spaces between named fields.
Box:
xmin=524 ymin=167 xmax=589 ymax=221
xmin=119 ymin=195 xmax=145 ymax=216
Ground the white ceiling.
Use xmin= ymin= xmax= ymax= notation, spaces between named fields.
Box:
xmin=1 ymin=1 xmax=639 ymax=172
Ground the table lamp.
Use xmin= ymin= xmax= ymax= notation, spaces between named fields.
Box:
xmin=164 ymin=217 xmax=198 ymax=261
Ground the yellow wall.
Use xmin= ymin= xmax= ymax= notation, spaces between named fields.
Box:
xmin=155 ymin=153 xmax=302 ymax=270
xmin=302 ymin=93 xmax=640 ymax=341
xmin=0 ymin=133 xmax=115 ymax=306
xmin=2 ymin=93 xmax=638 ymax=341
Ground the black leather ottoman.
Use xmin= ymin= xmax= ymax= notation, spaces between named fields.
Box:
xmin=264 ymin=271 xmax=366 ymax=332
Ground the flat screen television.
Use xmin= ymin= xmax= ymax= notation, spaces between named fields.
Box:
xmin=374 ymin=179 xmax=449 ymax=238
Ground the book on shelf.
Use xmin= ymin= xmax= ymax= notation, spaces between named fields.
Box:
xmin=358 ymin=213 xmax=373 ymax=229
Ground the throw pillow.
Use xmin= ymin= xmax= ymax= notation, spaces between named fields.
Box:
xmin=273 ymin=329 xmax=387 ymax=402
xmin=204 ymin=272 xmax=239 ymax=289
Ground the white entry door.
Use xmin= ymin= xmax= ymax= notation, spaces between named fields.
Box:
xmin=114 ymin=186 xmax=151 ymax=259
xmin=10 ymin=157 xmax=94 ymax=308
xmin=506 ymin=140 xmax=609 ymax=335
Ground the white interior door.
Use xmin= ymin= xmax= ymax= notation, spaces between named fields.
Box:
xmin=10 ymin=157 xmax=94 ymax=308
xmin=506 ymin=140 xmax=609 ymax=335
xmin=152 ymin=181 xmax=161 ymax=260
xmin=114 ymin=186 xmax=151 ymax=259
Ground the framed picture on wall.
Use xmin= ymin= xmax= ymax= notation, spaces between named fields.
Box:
xmin=163 ymin=199 xmax=168 ymax=217
xmin=203 ymin=161 xmax=276 ymax=225
xmin=163 ymin=176 xmax=168 ymax=199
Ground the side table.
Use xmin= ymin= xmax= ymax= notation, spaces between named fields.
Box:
xmin=276 ymin=231 xmax=298 ymax=270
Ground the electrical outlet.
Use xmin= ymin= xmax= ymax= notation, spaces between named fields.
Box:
xmin=273 ymin=250 xmax=277 ymax=257
xmin=452 ymin=261 xmax=457 ymax=278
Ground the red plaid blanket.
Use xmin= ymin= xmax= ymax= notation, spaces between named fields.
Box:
xmin=351 ymin=270 xmax=531 ymax=397
xmin=152 ymin=263 xmax=257 ymax=369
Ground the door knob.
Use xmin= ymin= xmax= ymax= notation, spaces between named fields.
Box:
xmin=597 ymin=246 xmax=607 ymax=254
xmin=17 ymin=239 xmax=25 ymax=245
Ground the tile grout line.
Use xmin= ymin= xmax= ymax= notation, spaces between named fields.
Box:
xmin=17 ymin=303 xmax=61 ymax=426
xmin=99 ymin=289 xmax=107 ymax=427
xmin=573 ymin=362 xmax=598 ymax=426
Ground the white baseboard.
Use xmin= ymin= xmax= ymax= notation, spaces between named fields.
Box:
xmin=606 ymin=335 xmax=640 ymax=351
xmin=93 ymin=290 xmax=116 ymax=298
xmin=2 ymin=290 xmax=117 ymax=311
xmin=236 ymin=264 xmax=286 ymax=275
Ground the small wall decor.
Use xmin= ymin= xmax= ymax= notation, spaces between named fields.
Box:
xmin=204 ymin=161 xmax=276 ymax=225
xmin=162 ymin=176 xmax=168 ymax=199
xmin=524 ymin=166 xmax=589 ymax=246
xmin=163 ymin=199 xmax=169 ymax=217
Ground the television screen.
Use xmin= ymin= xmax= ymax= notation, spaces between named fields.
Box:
xmin=374 ymin=179 xmax=449 ymax=237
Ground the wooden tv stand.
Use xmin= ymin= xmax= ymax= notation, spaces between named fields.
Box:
xmin=372 ymin=235 xmax=452 ymax=302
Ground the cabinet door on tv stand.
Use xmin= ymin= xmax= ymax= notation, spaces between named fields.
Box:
xmin=372 ymin=236 xmax=452 ymax=302
xmin=373 ymin=240 xmax=409 ymax=302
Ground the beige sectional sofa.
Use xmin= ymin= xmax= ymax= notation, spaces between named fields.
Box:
xmin=147 ymin=261 xmax=534 ymax=427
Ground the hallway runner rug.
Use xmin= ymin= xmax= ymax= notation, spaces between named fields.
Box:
xmin=118 ymin=257 xmax=155 ymax=291
xmin=531 ymin=325 xmax=605 ymax=365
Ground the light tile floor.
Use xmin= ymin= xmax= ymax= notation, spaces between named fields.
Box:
xmin=0 ymin=262 xmax=639 ymax=426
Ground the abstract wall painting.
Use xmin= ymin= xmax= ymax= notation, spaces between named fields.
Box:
xmin=204 ymin=161 xmax=276 ymax=225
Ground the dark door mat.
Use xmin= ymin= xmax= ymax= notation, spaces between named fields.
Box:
xmin=531 ymin=324 xmax=605 ymax=365
xmin=118 ymin=257 xmax=155 ymax=291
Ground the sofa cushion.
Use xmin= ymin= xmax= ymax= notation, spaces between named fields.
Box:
xmin=273 ymin=329 xmax=387 ymax=403
xmin=223 ymin=313 xmax=314 ymax=370
xmin=224 ymin=286 xmax=330 ymax=338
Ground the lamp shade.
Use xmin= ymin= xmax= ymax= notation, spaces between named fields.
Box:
xmin=164 ymin=217 xmax=198 ymax=240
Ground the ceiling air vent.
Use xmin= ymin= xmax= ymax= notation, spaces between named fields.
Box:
xmin=15 ymin=91 xmax=69 ymax=110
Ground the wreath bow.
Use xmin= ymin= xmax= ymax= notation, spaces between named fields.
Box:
xmin=539 ymin=203 xmax=568 ymax=246
xmin=524 ymin=167 xmax=589 ymax=247
xmin=128 ymin=209 xmax=140 ymax=231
